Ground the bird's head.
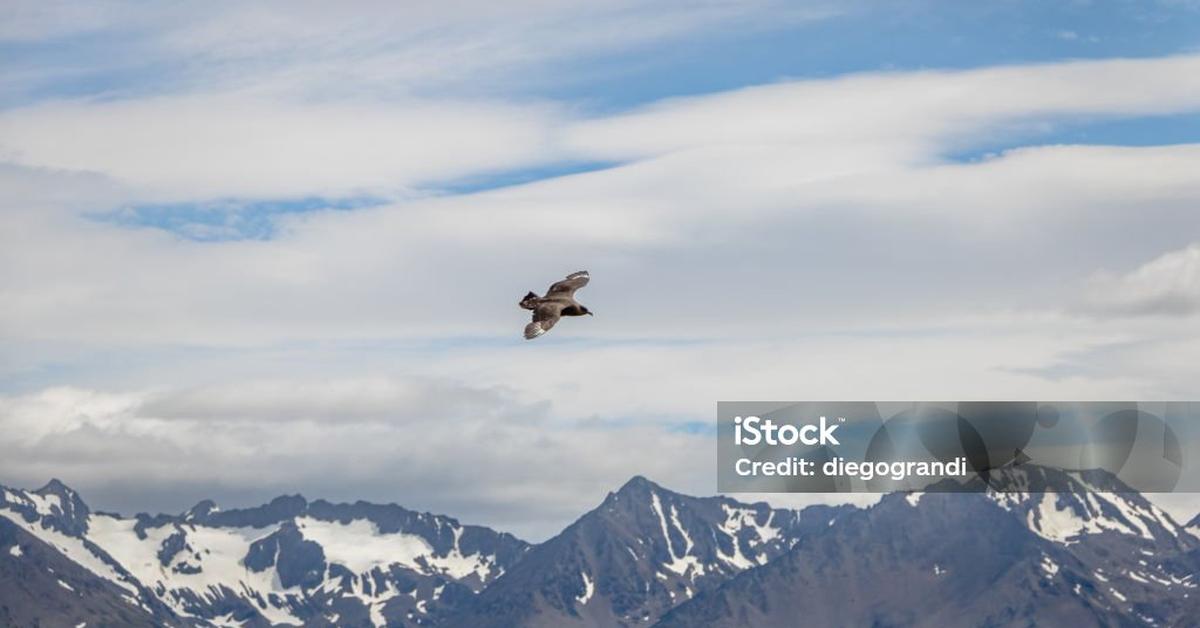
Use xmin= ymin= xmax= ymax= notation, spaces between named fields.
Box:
xmin=582 ymin=307 xmax=594 ymax=316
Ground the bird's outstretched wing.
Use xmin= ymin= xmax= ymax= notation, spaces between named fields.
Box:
xmin=525 ymin=303 xmax=563 ymax=339
xmin=547 ymin=270 xmax=589 ymax=296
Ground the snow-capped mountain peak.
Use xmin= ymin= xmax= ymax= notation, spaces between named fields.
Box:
xmin=984 ymin=466 xmax=1188 ymax=546
xmin=1 ymin=482 xmax=530 ymax=627
xmin=3 ymin=479 xmax=92 ymax=537
xmin=448 ymin=475 xmax=851 ymax=627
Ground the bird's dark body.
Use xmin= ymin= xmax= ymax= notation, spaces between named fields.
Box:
xmin=519 ymin=271 xmax=592 ymax=339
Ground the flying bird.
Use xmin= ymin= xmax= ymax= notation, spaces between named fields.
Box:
xmin=519 ymin=271 xmax=592 ymax=339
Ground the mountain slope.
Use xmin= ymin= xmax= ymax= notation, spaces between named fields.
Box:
xmin=0 ymin=480 xmax=190 ymax=626
xmin=1 ymin=515 xmax=182 ymax=627
xmin=445 ymin=476 xmax=852 ymax=628
xmin=989 ymin=467 xmax=1199 ymax=625
xmin=1 ymin=480 xmax=530 ymax=627
xmin=657 ymin=467 xmax=1200 ymax=628
xmin=656 ymin=490 xmax=1113 ymax=627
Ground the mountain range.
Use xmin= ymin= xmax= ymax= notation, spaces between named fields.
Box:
xmin=2 ymin=468 xmax=1198 ymax=627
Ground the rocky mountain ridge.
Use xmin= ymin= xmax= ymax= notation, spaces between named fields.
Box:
xmin=3 ymin=468 xmax=1198 ymax=627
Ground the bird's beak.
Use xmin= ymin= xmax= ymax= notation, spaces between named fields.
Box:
xmin=587 ymin=312 xmax=594 ymax=316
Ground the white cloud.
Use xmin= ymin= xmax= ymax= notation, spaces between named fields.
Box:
xmin=4 ymin=54 xmax=1200 ymax=202
xmin=159 ymin=1 xmax=834 ymax=89
xmin=1081 ymin=243 xmax=1200 ymax=317
xmin=0 ymin=0 xmax=128 ymax=41
xmin=1 ymin=58 xmax=1199 ymax=371
xmin=0 ymin=381 xmax=711 ymax=540
xmin=0 ymin=1 xmax=844 ymax=99
xmin=0 ymin=96 xmax=567 ymax=200
xmin=0 ymin=386 xmax=142 ymax=447
xmin=565 ymin=54 xmax=1200 ymax=161
xmin=3 ymin=144 xmax=1198 ymax=347
xmin=3 ymin=324 xmax=1198 ymax=539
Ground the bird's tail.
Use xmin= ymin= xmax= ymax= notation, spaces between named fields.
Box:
xmin=518 ymin=291 xmax=539 ymax=310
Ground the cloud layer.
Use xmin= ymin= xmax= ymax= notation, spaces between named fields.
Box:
xmin=3 ymin=2 xmax=1200 ymax=534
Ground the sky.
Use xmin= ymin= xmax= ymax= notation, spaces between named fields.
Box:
xmin=1 ymin=0 xmax=1200 ymax=541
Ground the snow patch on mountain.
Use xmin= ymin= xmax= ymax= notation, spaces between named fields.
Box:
xmin=294 ymin=515 xmax=499 ymax=583
xmin=650 ymin=492 xmax=704 ymax=579
xmin=576 ymin=571 xmax=594 ymax=605
xmin=988 ymin=469 xmax=1184 ymax=545
xmin=2 ymin=487 xmax=66 ymax=519
xmin=210 ymin=612 xmax=246 ymax=628
xmin=0 ymin=508 xmax=137 ymax=595
xmin=1040 ymin=555 xmax=1058 ymax=577
xmin=366 ymin=588 xmax=398 ymax=627
xmin=86 ymin=514 xmax=301 ymax=625
xmin=297 ymin=516 xmax=429 ymax=574
xmin=1024 ymin=493 xmax=1099 ymax=543
xmin=720 ymin=504 xmax=778 ymax=545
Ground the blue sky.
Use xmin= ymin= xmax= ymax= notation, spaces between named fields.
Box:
xmin=1 ymin=1 xmax=1199 ymax=538
xmin=537 ymin=1 xmax=1200 ymax=105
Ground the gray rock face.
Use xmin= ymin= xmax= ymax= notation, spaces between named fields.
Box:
xmin=446 ymin=476 xmax=852 ymax=628
xmin=2 ymin=479 xmax=92 ymax=537
xmin=245 ymin=521 xmax=327 ymax=589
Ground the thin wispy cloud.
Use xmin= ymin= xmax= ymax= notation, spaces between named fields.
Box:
xmin=0 ymin=0 xmax=846 ymax=100
xmin=1081 ymin=243 xmax=1200 ymax=317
